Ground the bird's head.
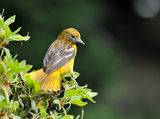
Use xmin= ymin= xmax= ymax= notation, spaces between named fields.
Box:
xmin=58 ymin=28 xmax=85 ymax=45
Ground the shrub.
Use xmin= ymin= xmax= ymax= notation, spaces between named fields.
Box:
xmin=0 ymin=12 xmax=97 ymax=119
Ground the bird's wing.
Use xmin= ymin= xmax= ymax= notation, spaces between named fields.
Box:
xmin=43 ymin=42 xmax=75 ymax=74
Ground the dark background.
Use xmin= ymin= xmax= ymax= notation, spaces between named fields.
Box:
xmin=1 ymin=0 xmax=160 ymax=118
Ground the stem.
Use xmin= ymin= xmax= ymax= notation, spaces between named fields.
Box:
xmin=75 ymin=115 xmax=80 ymax=119
xmin=81 ymin=107 xmax=84 ymax=119
xmin=62 ymin=107 xmax=67 ymax=115
xmin=1 ymin=49 xmax=4 ymax=57
xmin=62 ymin=77 xmax=67 ymax=83
xmin=1 ymin=9 xmax=4 ymax=16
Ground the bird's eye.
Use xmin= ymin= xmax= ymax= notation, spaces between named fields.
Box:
xmin=71 ymin=34 xmax=75 ymax=38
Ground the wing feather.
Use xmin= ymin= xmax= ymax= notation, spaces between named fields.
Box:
xmin=43 ymin=41 xmax=75 ymax=74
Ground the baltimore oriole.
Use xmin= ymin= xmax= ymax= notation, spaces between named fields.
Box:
xmin=26 ymin=28 xmax=84 ymax=91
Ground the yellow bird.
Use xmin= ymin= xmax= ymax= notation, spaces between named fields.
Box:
xmin=26 ymin=28 xmax=84 ymax=92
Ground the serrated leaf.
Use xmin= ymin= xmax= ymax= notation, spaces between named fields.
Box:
xmin=4 ymin=15 xmax=15 ymax=25
xmin=13 ymin=27 xmax=21 ymax=34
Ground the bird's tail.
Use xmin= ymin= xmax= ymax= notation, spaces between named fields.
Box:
xmin=25 ymin=69 xmax=61 ymax=92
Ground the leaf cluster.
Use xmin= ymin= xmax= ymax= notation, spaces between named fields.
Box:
xmin=0 ymin=14 xmax=30 ymax=48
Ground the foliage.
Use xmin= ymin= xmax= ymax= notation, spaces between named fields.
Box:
xmin=0 ymin=13 xmax=30 ymax=47
xmin=0 ymin=13 xmax=97 ymax=119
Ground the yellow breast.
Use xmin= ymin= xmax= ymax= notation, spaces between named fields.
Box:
xmin=58 ymin=44 xmax=77 ymax=75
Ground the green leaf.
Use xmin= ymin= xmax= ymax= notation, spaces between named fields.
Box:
xmin=4 ymin=15 xmax=16 ymax=25
xmin=7 ymin=67 xmax=25 ymax=76
xmin=70 ymin=99 xmax=87 ymax=106
xmin=0 ymin=17 xmax=5 ymax=28
xmin=13 ymin=54 xmax=18 ymax=60
xmin=0 ymin=99 xmax=7 ymax=108
xmin=31 ymin=100 xmax=38 ymax=113
xmin=40 ymin=106 xmax=47 ymax=118
xmin=8 ymin=34 xmax=30 ymax=41
xmin=19 ymin=60 xmax=26 ymax=68
xmin=65 ymin=89 xmax=79 ymax=98
xmin=62 ymin=73 xmax=71 ymax=78
xmin=0 ymin=95 xmax=5 ymax=102
xmin=73 ymin=71 xmax=80 ymax=79
xmin=0 ymin=85 xmax=9 ymax=104
xmin=62 ymin=72 xmax=80 ymax=79
xmin=0 ymin=60 xmax=7 ymax=75
xmin=19 ymin=94 xmax=28 ymax=98
xmin=24 ymin=64 xmax=32 ymax=73
xmin=0 ymin=29 xmax=5 ymax=39
xmin=0 ymin=15 xmax=2 ymax=20
xmin=25 ymin=75 xmax=34 ymax=88
xmin=59 ymin=115 xmax=74 ymax=119
xmin=69 ymin=95 xmax=87 ymax=106
xmin=4 ymin=25 xmax=12 ymax=38
xmin=18 ymin=98 xmax=24 ymax=107
xmin=11 ymin=114 xmax=21 ymax=119
xmin=33 ymin=80 xmax=40 ymax=94
xmin=37 ymin=91 xmax=51 ymax=95
xmin=87 ymin=91 xmax=98 ymax=99
xmin=3 ymin=47 xmax=11 ymax=59
xmin=13 ymin=27 xmax=21 ymax=34
xmin=9 ymin=100 xmax=19 ymax=112
xmin=53 ymin=99 xmax=60 ymax=104
xmin=77 ymin=86 xmax=98 ymax=103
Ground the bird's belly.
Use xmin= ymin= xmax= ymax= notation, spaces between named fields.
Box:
xmin=58 ymin=58 xmax=75 ymax=75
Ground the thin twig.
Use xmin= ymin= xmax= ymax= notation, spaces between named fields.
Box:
xmin=1 ymin=9 xmax=5 ymax=16
xmin=81 ymin=107 xmax=84 ymax=119
xmin=75 ymin=115 xmax=80 ymax=119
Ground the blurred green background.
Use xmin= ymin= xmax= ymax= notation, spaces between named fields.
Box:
xmin=1 ymin=0 xmax=160 ymax=119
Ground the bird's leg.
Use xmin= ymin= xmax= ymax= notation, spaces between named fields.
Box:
xmin=71 ymin=74 xmax=79 ymax=88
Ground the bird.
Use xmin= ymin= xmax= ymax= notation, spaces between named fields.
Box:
xmin=25 ymin=28 xmax=85 ymax=92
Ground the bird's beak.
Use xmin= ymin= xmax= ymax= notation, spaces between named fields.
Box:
xmin=76 ymin=38 xmax=85 ymax=45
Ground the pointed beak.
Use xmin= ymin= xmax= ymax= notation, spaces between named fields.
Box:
xmin=76 ymin=38 xmax=85 ymax=45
